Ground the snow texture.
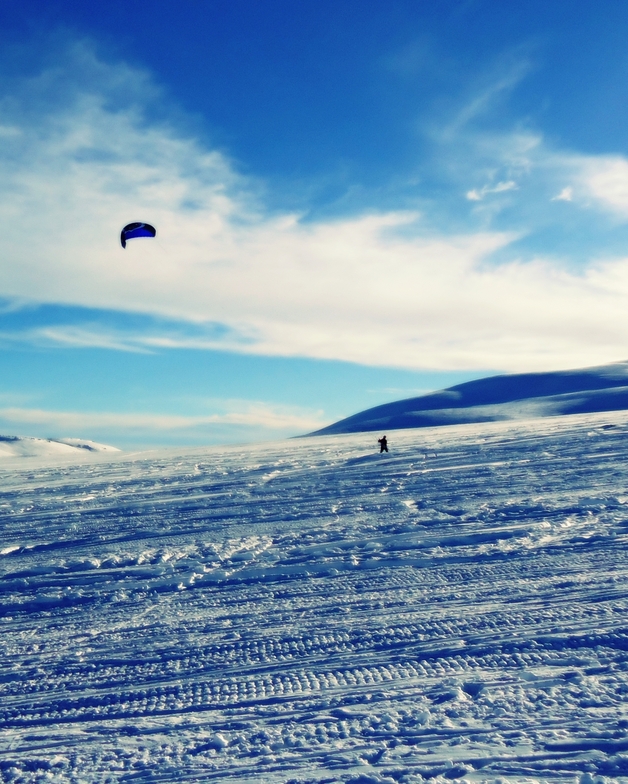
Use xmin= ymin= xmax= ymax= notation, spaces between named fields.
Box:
xmin=310 ymin=360 xmax=628 ymax=435
xmin=1 ymin=412 xmax=628 ymax=783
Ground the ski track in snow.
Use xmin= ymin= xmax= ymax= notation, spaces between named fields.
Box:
xmin=2 ymin=412 xmax=628 ymax=783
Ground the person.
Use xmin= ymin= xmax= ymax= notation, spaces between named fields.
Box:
xmin=378 ymin=435 xmax=388 ymax=453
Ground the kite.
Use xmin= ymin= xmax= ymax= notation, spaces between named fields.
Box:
xmin=120 ymin=222 xmax=157 ymax=248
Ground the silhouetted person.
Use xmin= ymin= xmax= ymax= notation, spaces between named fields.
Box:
xmin=378 ymin=435 xmax=388 ymax=453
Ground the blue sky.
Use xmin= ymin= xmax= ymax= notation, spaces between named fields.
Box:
xmin=3 ymin=1 xmax=628 ymax=447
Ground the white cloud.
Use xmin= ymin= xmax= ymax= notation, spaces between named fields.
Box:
xmin=4 ymin=45 xmax=628 ymax=374
xmin=540 ymin=153 xmax=628 ymax=217
xmin=578 ymin=156 xmax=628 ymax=216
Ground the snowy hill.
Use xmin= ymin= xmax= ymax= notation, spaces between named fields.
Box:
xmin=2 ymin=412 xmax=628 ymax=781
xmin=0 ymin=435 xmax=120 ymax=459
xmin=309 ymin=359 xmax=628 ymax=435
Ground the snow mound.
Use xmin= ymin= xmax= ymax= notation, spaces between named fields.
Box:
xmin=309 ymin=358 xmax=628 ymax=435
xmin=0 ymin=435 xmax=120 ymax=459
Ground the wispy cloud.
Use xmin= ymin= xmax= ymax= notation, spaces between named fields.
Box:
xmin=552 ymin=187 xmax=573 ymax=202
xmin=0 ymin=402 xmax=326 ymax=436
xmin=466 ymin=180 xmax=518 ymax=201
xmin=3 ymin=43 xmax=628 ymax=375
xmin=0 ymin=302 xmax=253 ymax=353
xmin=440 ymin=50 xmax=534 ymax=139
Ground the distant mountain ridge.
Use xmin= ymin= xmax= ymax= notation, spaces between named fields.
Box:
xmin=0 ymin=436 xmax=120 ymax=459
xmin=308 ymin=360 xmax=628 ymax=436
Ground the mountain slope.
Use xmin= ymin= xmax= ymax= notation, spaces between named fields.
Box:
xmin=308 ymin=360 xmax=628 ymax=435
xmin=0 ymin=436 xmax=120 ymax=459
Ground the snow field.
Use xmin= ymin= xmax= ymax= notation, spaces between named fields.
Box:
xmin=1 ymin=412 xmax=628 ymax=782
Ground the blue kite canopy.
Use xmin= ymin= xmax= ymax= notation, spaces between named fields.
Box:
xmin=120 ymin=222 xmax=157 ymax=248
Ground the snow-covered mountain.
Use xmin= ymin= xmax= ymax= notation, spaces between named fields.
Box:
xmin=309 ymin=359 xmax=628 ymax=435
xmin=0 ymin=435 xmax=120 ymax=459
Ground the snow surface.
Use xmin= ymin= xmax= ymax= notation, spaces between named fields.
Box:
xmin=0 ymin=437 xmax=120 ymax=460
xmin=2 ymin=412 xmax=628 ymax=783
